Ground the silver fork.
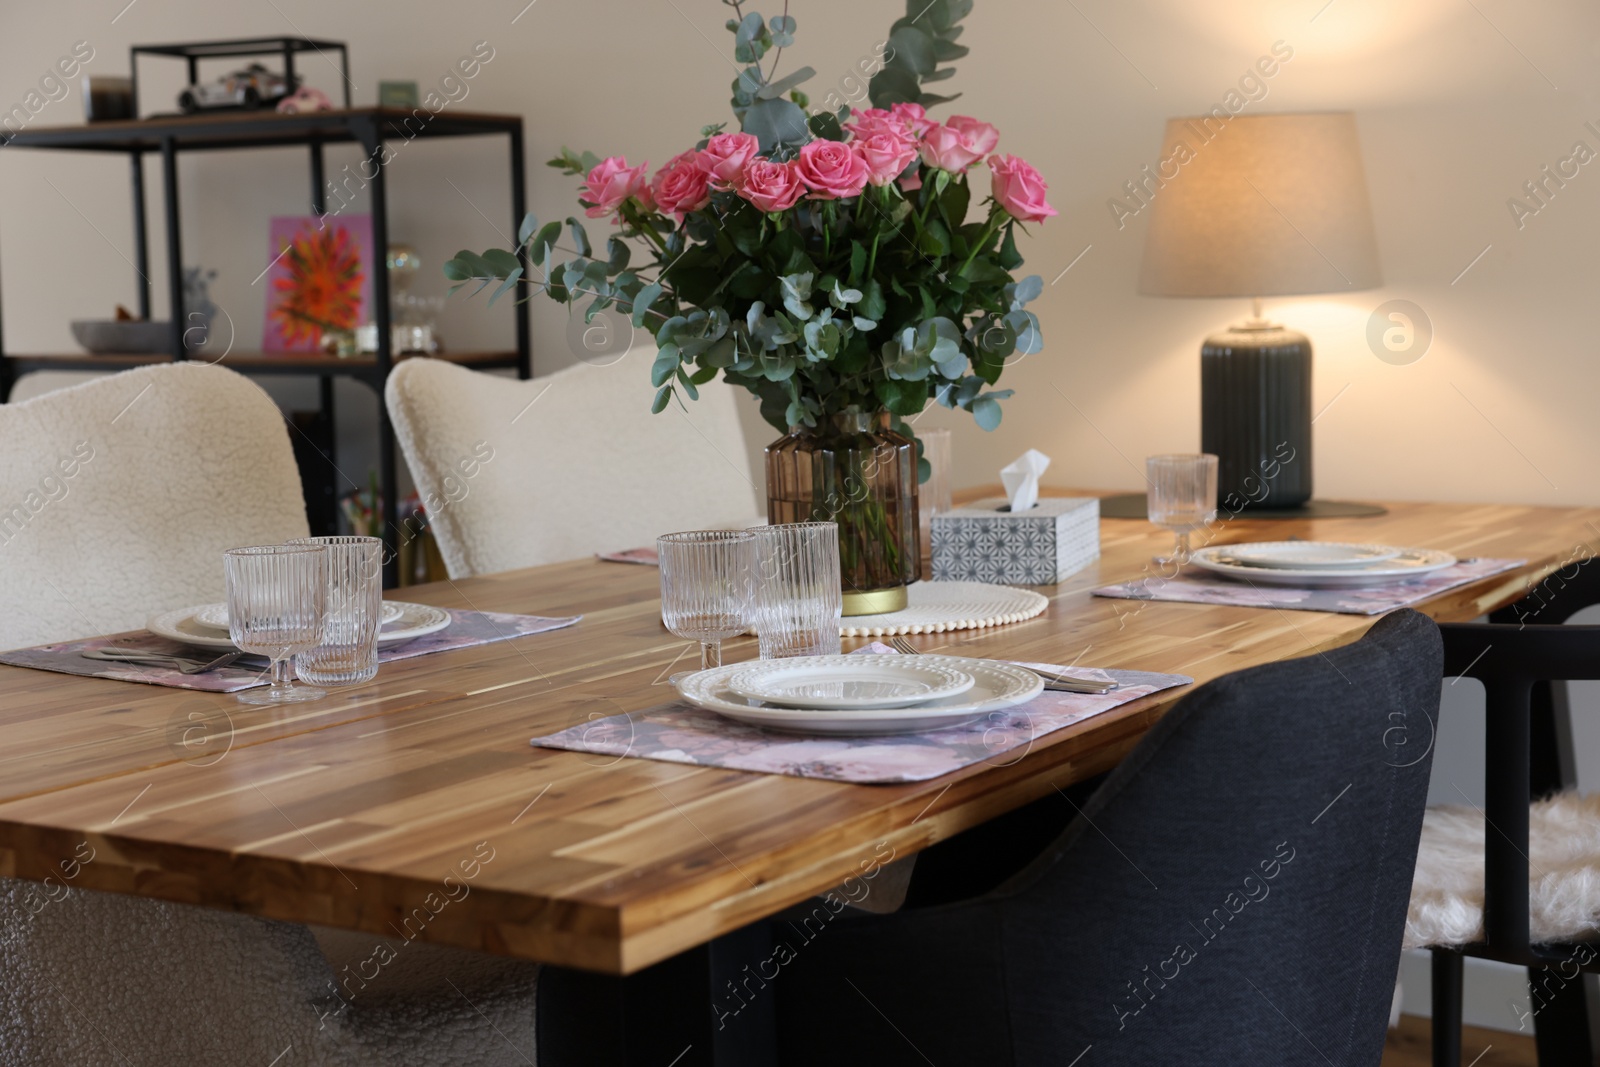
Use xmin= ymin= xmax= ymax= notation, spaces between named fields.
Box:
xmin=888 ymin=635 xmax=1116 ymax=694
xmin=82 ymin=648 xmax=244 ymax=675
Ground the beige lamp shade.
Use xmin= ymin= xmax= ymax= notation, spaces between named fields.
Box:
xmin=1138 ymin=112 xmax=1382 ymax=298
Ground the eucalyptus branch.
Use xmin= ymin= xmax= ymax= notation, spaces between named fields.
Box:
xmin=765 ymin=0 xmax=789 ymax=81
xmin=460 ymin=273 xmax=676 ymax=324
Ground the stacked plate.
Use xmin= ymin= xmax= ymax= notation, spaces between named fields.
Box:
xmin=674 ymin=654 xmax=1045 ymax=736
xmin=147 ymin=601 xmax=452 ymax=651
xmin=1189 ymin=541 xmax=1456 ymax=588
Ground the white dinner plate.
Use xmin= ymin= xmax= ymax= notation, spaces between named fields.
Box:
xmin=727 ymin=655 xmax=975 ymax=710
xmin=148 ymin=601 xmax=452 ymax=651
xmin=1189 ymin=546 xmax=1457 ymax=588
xmin=192 ymin=600 xmax=405 ymax=630
xmin=675 ymin=656 xmax=1043 ymax=735
xmin=1219 ymin=541 xmax=1403 ymax=570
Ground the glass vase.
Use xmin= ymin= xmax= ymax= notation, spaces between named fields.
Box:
xmin=764 ymin=408 xmax=919 ymax=616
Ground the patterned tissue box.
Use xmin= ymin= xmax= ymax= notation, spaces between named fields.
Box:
xmin=931 ymin=496 xmax=1100 ymax=586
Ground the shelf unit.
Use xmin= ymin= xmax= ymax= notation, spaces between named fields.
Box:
xmin=0 ymin=106 xmax=533 ymax=585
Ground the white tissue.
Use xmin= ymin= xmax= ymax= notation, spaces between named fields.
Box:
xmin=1001 ymin=449 xmax=1050 ymax=512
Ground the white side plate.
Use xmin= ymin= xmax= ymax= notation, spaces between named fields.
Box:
xmin=192 ymin=600 xmax=405 ymax=630
xmin=727 ymin=655 xmax=975 ymax=710
xmin=148 ymin=602 xmax=452 ymax=650
xmin=1189 ymin=546 xmax=1456 ymax=588
xmin=676 ymin=657 xmax=1043 ymax=735
xmin=1219 ymin=541 xmax=1403 ymax=570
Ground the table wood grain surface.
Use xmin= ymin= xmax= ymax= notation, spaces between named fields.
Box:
xmin=1 ymin=494 xmax=1594 ymax=974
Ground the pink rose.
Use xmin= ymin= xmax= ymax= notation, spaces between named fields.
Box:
xmin=854 ymin=129 xmax=919 ymax=188
xmin=580 ymin=155 xmax=650 ymax=219
xmin=796 ymin=139 xmax=870 ymax=200
xmin=919 ymin=116 xmax=1000 ymax=173
xmin=843 ymin=107 xmax=903 ymax=140
xmin=652 ymin=150 xmax=711 ymax=218
xmin=736 ymin=159 xmax=806 ymax=213
xmin=890 ymin=102 xmax=938 ymax=137
xmin=988 ymin=154 xmax=1057 ymax=223
xmin=697 ymin=131 xmax=760 ymax=185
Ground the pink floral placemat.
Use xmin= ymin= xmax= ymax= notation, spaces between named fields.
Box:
xmin=530 ymin=654 xmax=1191 ymax=784
xmin=1091 ymin=557 xmax=1525 ymax=616
xmin=0 ymin=609 xmax=580 ymax=693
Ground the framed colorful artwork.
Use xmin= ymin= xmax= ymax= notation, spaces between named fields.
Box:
xmin=262 ymin=214 xmax=372 ymax=352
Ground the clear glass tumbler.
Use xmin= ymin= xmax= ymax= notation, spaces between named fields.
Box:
xmin=290 ymin=535 xmax=384 ymax=687
xmin=657 ymin=530 xmax=756 ymax=675
xmin=752 ymin=522 xmax=843 ymax=659
xmin=224 ymin=544 xmax=328 ymax=705
xmin=1146 ymin=453 xmax=1219 ymax=565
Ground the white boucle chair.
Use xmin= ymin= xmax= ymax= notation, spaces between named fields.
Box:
xmin=0 ymin=362 xmax=309 ymax=650
xmin=0 ymin=363 xmax=541 ymax=1065
xmin=384 ymin=353 xmax=764 ymax=578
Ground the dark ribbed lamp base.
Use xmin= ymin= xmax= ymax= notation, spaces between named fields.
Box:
xmin=1201 ymin=324 xmax=1313 ymax=511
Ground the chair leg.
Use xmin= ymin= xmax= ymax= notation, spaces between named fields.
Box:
xmin=1432 ymin=949 xmax=1464 ymax=1067
xmin=1530 ymin=967 xmax=1595 ymax=1067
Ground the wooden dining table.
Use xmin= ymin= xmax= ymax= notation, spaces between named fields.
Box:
xmin=2 ymin=493 xmax=1596 ymax=1062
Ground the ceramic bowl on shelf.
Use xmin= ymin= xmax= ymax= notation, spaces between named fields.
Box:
xmin=70 ymin=320 xmax=173 ymax=354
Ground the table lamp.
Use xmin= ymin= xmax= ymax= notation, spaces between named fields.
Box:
xmin=1138 ymin=112 xmax=1381 ymax=511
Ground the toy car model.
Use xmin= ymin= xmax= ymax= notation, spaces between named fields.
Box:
xmin=276 ymin=86 xmax=333 ymax=114
xmin=177 ymin=63 xmax=296 ymax=112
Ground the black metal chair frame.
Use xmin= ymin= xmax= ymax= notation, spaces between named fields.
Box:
xmin=1432 ymin=560 xmax=1600 ymax=1066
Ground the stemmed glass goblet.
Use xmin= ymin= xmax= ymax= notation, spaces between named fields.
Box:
xmin=657 ymin=530 xmax=756 ymax=679
xmin=1146 ymin=453 xmax=1218 ymax=566
xmin=224 ymin=544 xmax=328 ymax=705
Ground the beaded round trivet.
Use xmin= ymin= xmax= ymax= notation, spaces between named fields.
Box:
xmin=839 ymin=581 xmax=1049 ymax=637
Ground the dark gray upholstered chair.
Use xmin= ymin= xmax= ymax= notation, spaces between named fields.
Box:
xmin=770 ymin=609 xmax=1443 ymax=1067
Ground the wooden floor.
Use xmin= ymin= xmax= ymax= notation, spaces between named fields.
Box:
xmin=1384 ymin=1015 xmax=1535 ymax=1066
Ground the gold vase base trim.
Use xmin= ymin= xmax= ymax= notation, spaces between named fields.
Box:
xmin=842 ymin=586 xmax=909 ymax=616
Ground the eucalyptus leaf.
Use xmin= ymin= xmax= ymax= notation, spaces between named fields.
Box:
xmin=631 ymin=282 xmax=663 ymax=326
xmin=742 ymin=97 xmax=810 ymax=152
xmin=530 ymin=221 xmax=562 ymax=267
xmin=885 ymin=25 xmax=937 ymax=75
xmin=606 ymin=237 xmax=630 ymax=275
xmin=651 ymin=384 xmax=673 ymax=414
xmin=757 ymin=66 xmax=816 ymax=100
xmin=488 ymin=267 xmax=523 ymax=307
xmin=970 ymin=395 xmax=1002 ymax=431
xmin=517 ymin=213 xmax=537 ymax=244
xmin=565 ymin=218 xmax=592 ymax=257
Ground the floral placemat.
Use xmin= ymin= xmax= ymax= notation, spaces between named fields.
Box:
xmin=530 ymin=654 xmax=1190 ymax=784
xmin=0 ymin=609 xmax=580 ymax=693
xmin=1091 ymin=557 xmax=1524 ymax=615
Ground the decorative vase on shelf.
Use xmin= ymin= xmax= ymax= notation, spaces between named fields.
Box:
xmin=765 ymin=408 xmax=919 ymax=617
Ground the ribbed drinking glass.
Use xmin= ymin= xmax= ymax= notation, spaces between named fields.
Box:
xmin=657 ymin=530 xmax=756 ymax=675
xmin=752 ymin=522 xmax=842 ymax=659
xmin=224 ymin=544 xmax=328 ymax=705
xmin=290 ymin=535 xmax=384 ymax=687
xmin=1146 ymin=453 xmax=1219 ymax=565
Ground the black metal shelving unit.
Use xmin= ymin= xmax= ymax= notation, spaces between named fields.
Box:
xmin=0 ymin=104 xmax=533 ymax=585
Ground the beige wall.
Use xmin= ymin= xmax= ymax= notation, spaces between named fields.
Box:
xmin=4 ymin=0 xmax=1598 ymax=506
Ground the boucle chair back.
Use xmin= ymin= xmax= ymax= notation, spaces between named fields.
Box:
xmin=0 ymin=362 xmax=308 ymax=649
xmin=385 ymin=354 xmax=762 ymax=578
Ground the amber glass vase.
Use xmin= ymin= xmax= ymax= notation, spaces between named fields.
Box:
xmin=765 ymin=408 xmax=919 ymax=616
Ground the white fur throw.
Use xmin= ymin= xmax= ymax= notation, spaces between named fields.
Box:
xmin=0 ymin=363 xmax=308 ymax=649
xmin=385 ymin=354 xmax=763 ymax=578
xmin=1406 ymin=791 xmax=1600 ymax=949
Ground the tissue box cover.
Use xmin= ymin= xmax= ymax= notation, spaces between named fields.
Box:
xmin=931 ymin=496 xmax=1100 ymax=585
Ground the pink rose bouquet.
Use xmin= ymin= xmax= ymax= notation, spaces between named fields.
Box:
xmin=450 ymin=0 xmax=1051 ymax=440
